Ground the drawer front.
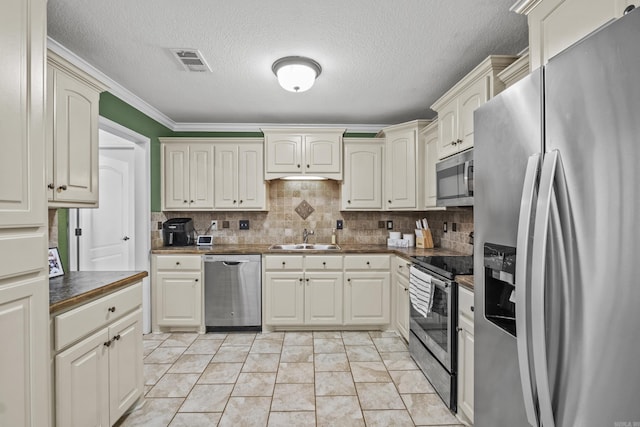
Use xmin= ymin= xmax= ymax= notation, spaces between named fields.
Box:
xmin=264 ymin=255 xmax=304 ymax=270
xmin=392 ymin=256 xmax=412 ymax=279
xmin=344 ymin=255 xmax=391 ymax=270
xmin=55 ymin=282 xmax=142 ymax=351
xmin=304 ymin=255 xmax=343 ymax=270
xmin=155 ymin=255 xmax=202 ymax=270
xmin=458 ymin=285 xmax=474 ymax=321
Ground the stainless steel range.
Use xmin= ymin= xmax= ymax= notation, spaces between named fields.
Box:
xmin=408 ymin=255 xmax=473 ymax=411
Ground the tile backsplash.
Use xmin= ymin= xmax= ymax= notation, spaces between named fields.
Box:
xmin=152 ymin=180 xmax=474 ymax=255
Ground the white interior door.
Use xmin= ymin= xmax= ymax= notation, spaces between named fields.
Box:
xmin=77 ymin=147 xmax=135 ymax=271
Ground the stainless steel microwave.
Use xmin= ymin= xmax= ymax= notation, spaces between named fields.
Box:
xmin=436 ymin=149 xmax=473 ymax=207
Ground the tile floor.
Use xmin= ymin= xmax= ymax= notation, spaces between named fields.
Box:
xmin=116 ymin=331 xmax=466 ymax=427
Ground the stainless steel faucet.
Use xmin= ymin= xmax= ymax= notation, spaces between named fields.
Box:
xmin=302 ymin=228 xmax=314 ymax=244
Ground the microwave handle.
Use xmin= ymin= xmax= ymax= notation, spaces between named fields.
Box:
xmin=463 ymin=161 xmax=473 ymax=194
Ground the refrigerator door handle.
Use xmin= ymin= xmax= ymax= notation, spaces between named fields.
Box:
xmin=531 ymin=149 xmax=562 ymax=427
xmin=515 ymin=153 xmax=541 ymax=427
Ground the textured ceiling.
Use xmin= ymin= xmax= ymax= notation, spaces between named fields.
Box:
xmin=47 ymin=0 xmax=528 ymax=127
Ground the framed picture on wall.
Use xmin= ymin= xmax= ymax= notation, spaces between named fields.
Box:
xmin=48 ymin=247 xmax=64 ymax=278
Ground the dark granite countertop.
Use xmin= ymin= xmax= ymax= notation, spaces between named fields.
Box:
xmin=50 ymin=271 xmax=148 ymax=314
xmin=456 ymin=275 xmax=474 ymax=292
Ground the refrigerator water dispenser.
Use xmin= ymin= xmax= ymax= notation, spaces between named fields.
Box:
xmin=484 ymin=243 xmax=517 ymax=336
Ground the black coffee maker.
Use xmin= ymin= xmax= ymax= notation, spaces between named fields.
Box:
xmin=162 ymin=218 xmax=195 ymax=246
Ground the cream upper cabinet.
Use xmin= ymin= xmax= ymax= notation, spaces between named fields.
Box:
xmin=457 ymin=285 xmax=475 ymax=424
xmin=421 ymin=121 xmax=441 ymax=209
xmin=431 ymin=56 xmax=516 ymax=160
xmin=513 ymin=0 xmax=635 ymax=70
xmin=380 ymin=120 xmax=430 ymax=210
xmin=498 ymin=49 xmax=531 ymax=89
xmin=47 ymin=50 xmax=107 ymax=207
xmin=341 ymin=138 xmax=384 ymax=210
xmin=263 ymin=128 xmax=345 ymax=180
xmin=215 ymin=139 xmax=267 ymax=210
xmin=161 ymin=140 xmax=214 ymax=210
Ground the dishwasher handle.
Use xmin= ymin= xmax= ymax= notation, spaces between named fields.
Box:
xmin=222 ymin=261 xmax=249 ymax=266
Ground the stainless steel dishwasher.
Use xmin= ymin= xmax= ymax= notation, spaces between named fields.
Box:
xmin=203 ymin=254 xmax=261 ymax=331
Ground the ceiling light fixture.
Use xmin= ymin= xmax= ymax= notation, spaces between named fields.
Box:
xmin=272 ymin=56 xmax=322 ymax=93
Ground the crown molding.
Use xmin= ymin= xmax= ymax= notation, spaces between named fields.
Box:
xmin=47 ymin=37 xmax=389 ymax=134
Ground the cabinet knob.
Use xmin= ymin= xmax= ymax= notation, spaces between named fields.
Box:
xmin=388 ymin=200 xmax=392 ymax=204
xmin=282 ymin=261 xmax=286 ymax=266
xmin=366 ymin=261 xmax=370 ymax=265
xmin=306 ymin=278 xmax=309 ymax=283
xmin=123 ymin=236 xmax=130 ymax=241
xmin=457 ymin=327 xmax=463 ymax=332
xmin=306 ymin=164 xmax=310 ymax=168
xmin=183 ymin=200 xmax=188 ymax=203
xmin=233 ymin=200 xmax=237 ymax=204
xmin=104 ymin=341 xmax=112 ymax=347
xmin=347 ymin=200 xmax=351 ymax=204
xmin=57 ymin=185 xmax=67 ymax=193
xmin=195 ymin=278 xmax=199 ymax=282
xmin=322 ymin=262 xmax=326 ymax=266
xmin=470 ymin=306 xmax=474 ymax=312
xmin=47 ymin=183 xmax=55 ymax=190
xmin=113 ymin=334 xmax=121 ymax=341
xmin=239 ymin=200 xmax=243 ymax=204
xmin=347 ymin=278 xmax=351 ymax=282
xmin=190 ymin=200 xmax=194 ymax=203
xmin=108 ymin=306 xmax=116 ymax=313
xmin=457 ymin=139 xmax=463 ymax=144
xmin=299 ymin=278 xmax=303 ymax=282
xmin=297 ymin=164 xmax=301 ymax=168
xmin=176 ymin=262 xmax=181 ymax=265
xmin=404 ymin=287 xmax=408 ymax=292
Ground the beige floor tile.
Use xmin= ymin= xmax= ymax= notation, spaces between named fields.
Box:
xmin=197 ymin=332 xmax=227 ymax=340
xmin=314 ymin=338 xmax=345 ymax=353
xmin=211 ymin=345 xmax=250 ymax=362
xmin=168 ymin=412 xmax=222 ymax=427
xmin=284 ymin=332 xmax=313 ymax=346
xmin=146 ymin=373 xmax=199 ymax=398
xmin=179 ymin=384 xmax=233 ymax=412
xmin=342 ymin=331 xmax=374 ymax=346
xmin=143 ymin=332 xmax=171 ymax=341
xmin=161 ymin=333 xmax=199 ymax=347
xmin=184 ymin=339 xmax=223 ymax=355
xmin=271 ymin=383 xmax=316 ymax=411
xmin=350 ymin=362 xmax=392 ymax=382
xmin=390 ymin=370 xmax=435 ymax=394
xmin=143 ymin=363 xmax=171 ymax=385
xmin=116 ymin=397 xmax=182 ymax=427
xmin=315 ymin=353 xmax=350 ymax=372
xmin=368 ymin=331 xmax=400 ymax=338
xmin=313 ymin=331 xmax=343 ymax=339
xmin=281 ymin=345 xmax=314 ymax=362
xmin=143 ymin=340 xmax=161 ymax=356
xmin=218 ymin=396 xmax=271 ymax=427
xmin=346 ymin=345 xmax=382 ymax=362
xmin=242 ymin=353 xmax=281 ymax=372
xmin=356 ymin=382 xmax=405 ymax=410
xmin=315 ymin=371 xmax=356 ymax=396
xmin=198 ymin=362 xmax=243 ymax=384
xmin=316 ymin=396 xmax=365 ymax=427
xmin=144 ymin=346 xmax=186 ymax=364
xmin=255 ymin=331 xmax=285 ymax=341
xmin=167 ymin=354 xmax=212 ymax=374
xmin=268 ymin=411 xmax=316 ymax=427
xmin=276 ymin=362 xmax=315 ymax=383
xmin=363 ymin=410 xmax=415 ymax=427
xmin=251 ymin=339 xmax=283 ymax=354
xmin=373 ymin=337 xmax=408 ymax=352
xmin=222 ymin=333 xmax=256 ymax=346
xmin=144 ymin=385 xmax=152 ymax=395
xmin=402 ymin=393 xmax=460 ymax=425
xmin=380 ymin=351 xmax=419 ymax=370
xmin=232 ymin=372 xmax=277 ymax=396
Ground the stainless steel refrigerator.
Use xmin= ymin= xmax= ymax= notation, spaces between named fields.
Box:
xmin=474 ymin=8 xmax=640 ymax=427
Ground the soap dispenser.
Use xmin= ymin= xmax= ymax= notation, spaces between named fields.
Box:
xmin=331 ymin=228 xmax=337 ymax=244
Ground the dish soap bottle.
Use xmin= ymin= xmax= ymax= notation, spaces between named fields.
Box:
xmin=331 ymin=228 xmax=337 ymax=244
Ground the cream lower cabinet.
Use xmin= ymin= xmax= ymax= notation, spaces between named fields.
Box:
xmin=457 ymin=285 xmax=475 ymax=424
xmin=343 ymin=255 xmax=391 ymax=325
xmin=392 ymin=256 xmax=411 ymax=341
xmin=214 ymin=140 xmax=267 ymax=210
xmin=161 ymin=140 xmax=214 ymax=210
xmin=341 ymin=138 xmax=384 ymax=210
xmin=53 ymin=284 xmax=143 ymax=427
xmin=152 ymin=255 xmax=203 ymax=331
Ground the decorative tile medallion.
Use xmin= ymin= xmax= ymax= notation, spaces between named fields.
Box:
xmin=294 ymin=200 xmax=315 ymax=220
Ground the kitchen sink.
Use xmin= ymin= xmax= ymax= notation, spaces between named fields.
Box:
xmin=268 ymin=243 xmax=341 ymax=250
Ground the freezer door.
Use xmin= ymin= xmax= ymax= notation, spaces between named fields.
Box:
xmin=542 ymin=8 xmax=640 ymax=426
xmin=473 ymin=69 xmax=543 ymax=427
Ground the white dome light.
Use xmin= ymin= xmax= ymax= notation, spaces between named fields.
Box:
xmin=272 ymin=56 xmax=322 ymax=93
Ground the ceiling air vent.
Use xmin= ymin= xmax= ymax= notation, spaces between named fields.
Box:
xmin=170 ymin=49 xmax=211 ymax=72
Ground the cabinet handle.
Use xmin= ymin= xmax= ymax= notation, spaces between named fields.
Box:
xmin=297 ymin=164 xmax=301 ymax=168
xmin=47 ymin=183 xmax=55 ymax=190
xmin=457 ymin=327 xmax=463 ymax=332
xmin=457 ymin=139 xmax=463 ymax=144
xmin=470 ymin=306 xmax=474 ymax=312
xmin=104 ymin=341 xmax=112 ymax=347
xmin=404 ymin=287 xmax=408 ymax=292
xmin=113 ymin=334 xmax=121 ymax=341
xmin=108 ymin=306 xmax=116 ymax=313
xmin=123 ymin=236 xmax=130 ymax=241
xmin=624 ymin=4 xmax=636 ymax=14
xmin=57 ymin=185 xmax=67 ymax=193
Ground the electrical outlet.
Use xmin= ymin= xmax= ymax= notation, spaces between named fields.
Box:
xmin=239 ymin=220 xmax=250 ymax=230
xmin=386 ymin=220 xmax=393 ymax=230
xmin=452 ymin=222 xmax=457 ymax=232
xmin=443 ymin=221 xmax=448 ymax=233
xmin=222 ymin=221 xmax=230 ymax=229
xmin=157 ymin=221 xmax=163 ymax=230
xmin=336 ymin=220 xmax=344 ymax=230
xmin=210 ymin=220 xmax=218 ymax=231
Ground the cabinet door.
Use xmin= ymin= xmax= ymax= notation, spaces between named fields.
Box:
xmin=304 ymin=272 xmax=343 ymax=325
xmin=189 ymin=144 xmax=214 ymax=209
xmin=156 ymin=272 xmax=202 ymax=327
xmin=344 ymin=272 xmax=390 ymax=325
xmin=304 ymin=134 xmax=341 ymax=174
xmin=264 ymin=272 xmax=304 ymax=325
xmin=214 ymin=143 xmax=238 ymax=209
xmin=53 ymin=70 xmax=100 ymax=204
xmin=458 ymin=314 xmax=475 ymax=423
xmin=108 ymin=308 xmax=143 ymax=425
xmin=56 ymin=328 xmax=110 ymax=427
xmin=238 ymin=143 xmax=266 ymax=209
xmin=265 ymin=135 xmax=303 ymax=173
xmin=163 ymin=144 xmax=190 ymax=210
xmin=437 ymin=102 xmax=459 ymax=160
xmin=457 ymin=78 xmax=488 ymax=153
xmin=46 ymin=64 xmax=55 ymax=202
xmin=342 ymin=142 xmax=383 ymax=210
xmin=394 ymin=274 xmax=410 ymax=341
xmin=385 ymin=132 xmax=416 ymax=209
xmin=424 ymin=127 xmax=440 ymax=208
